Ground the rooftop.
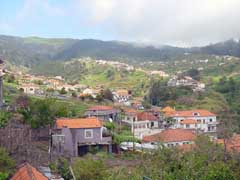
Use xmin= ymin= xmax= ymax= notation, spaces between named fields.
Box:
xmin=217 ymin=134 xmax=240 ymax=152
xmin=124 ymin=108 xmax=138 ymax=114
xmin=180 ymin=119 xmax=198 ymax=124
xmin=56 ymin=117 xmax=102 ymax=129
xmin=137 ymin=112 xmax=158 ymax=121
xmin=87 ymin=105 xmax=115 ymax=111
xmin=11 ymin=163 xmax=48 ymax=180
xmin=168 ymin=109 xmax=216 ymax=117
xmin=143 ymin=129 xmax=196 ymax=143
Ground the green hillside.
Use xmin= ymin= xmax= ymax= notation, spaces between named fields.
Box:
xmin=30 ymin=59 xmax=154 ymax=95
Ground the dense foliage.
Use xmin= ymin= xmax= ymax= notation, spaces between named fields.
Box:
xmin=16 ymin=96 xmax=80 ymax=128
xmin=0 ymin=148 xmax=15 ymax=180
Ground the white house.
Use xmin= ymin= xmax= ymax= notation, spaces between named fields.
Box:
xmin=123 ymin=110 xmax=160 ymax=139
xmin=113 ymin=89 xmax=131 ymax=103
xmin=166 ymin=109 xmax=218 ymax=134
xmin=19 ymin=84 xmax=40 ymax=94
xmin=142 ymin=129 xmax=196 ymax=147
xmin=82 ymin=88 xmax=100 ymax=98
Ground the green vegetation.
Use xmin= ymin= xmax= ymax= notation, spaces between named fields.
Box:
xmin=72 ymin=157 xmax=108 ymax=180
xmin=31 ymin=60 xmax=150 ymax=94
xmin=54 ymin=136 xmax=240 ymax=180
xmin=49 ymin=157 xmax=73 ymax=180
xmin=16 ymin=96 xmax=90 ymax=128
xmin=0 ymin=111 xmax=11 ymax=128
xmin=0 ymin=147 xmax=15 ymax=180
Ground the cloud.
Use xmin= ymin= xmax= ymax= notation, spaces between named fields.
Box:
xmin=1 ymin=0 xmax=240 ymax=46
xmin=76 ymin=0 xmax=240 ymax=46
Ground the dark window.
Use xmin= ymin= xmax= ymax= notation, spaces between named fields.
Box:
xmin=151 ymin=122 xmax=154 ymax=127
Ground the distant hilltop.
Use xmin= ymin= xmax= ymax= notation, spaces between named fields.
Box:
xmin=0 ymin=34 xmax=240 ymax=67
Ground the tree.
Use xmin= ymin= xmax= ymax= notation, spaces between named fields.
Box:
xmin=17 ymin=97 xmax=56 ymax=128
xmin=203 ymin=162 xmax=235 ymax=180
xmin=106 ymin=69 xmax=115 ymax=80
xmin=102 ymin=89 xmax=113 ymax=101
xmin=0 ymin=111 xmax=11 ymax=128
xmin=72 ymin=157 xmax=108 ymax=180
xmin=71 ymin=92 xmax=77 ymax=98
xmin=0 ymin=148 xmax=15 ymax=180
xmin=59 ymin=87 xmax=67 ymax=95
xmin=184 ymin=69 xmax=200 ymax=81
xmin=50 ymin=158 xmax=73 ymax=180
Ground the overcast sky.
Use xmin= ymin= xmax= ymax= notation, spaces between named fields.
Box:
xmin=1 ymin=0 xmax=240 ymax=47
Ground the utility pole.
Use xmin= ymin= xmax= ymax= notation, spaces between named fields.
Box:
xmin=0 ymin=58 xmax=5 ymax=108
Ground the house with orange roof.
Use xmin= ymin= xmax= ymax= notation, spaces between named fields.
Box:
xmin=123 ymin=110 xmax=161 ymax=139
xmin=19 ymin=84 xmax=41 ymax=94
xmin=53 ymin=117 xmax=112 ymax=156
xmin=84 ymin=105 xmax=120 ymax=121
xmin=10 ymin=163 xmax=48 ymax=180
xmin=82 ymin=88 xmax=101 ymax=98
xmin=162 ymin=106 xmax=175 ymax=115
xmin=167 ymin=109 xmax=218 ymax=136
xmin=113 ymin=89 xmax=131 ymax=103
xmin=217 ymin=134 xmax=240 ymax=152
xmin=142 ymin=129 xmax=196 ymax=147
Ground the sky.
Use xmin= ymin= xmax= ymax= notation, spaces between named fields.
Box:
xmin=1 ymin=0 xmax=240 ymax=47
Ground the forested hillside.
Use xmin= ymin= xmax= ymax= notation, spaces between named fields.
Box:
xmin=0 ymin=35 xmax=240 ymax=67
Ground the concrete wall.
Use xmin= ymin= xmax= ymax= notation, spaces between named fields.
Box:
xmin=61 ymin=127 xmax=111 ymax=156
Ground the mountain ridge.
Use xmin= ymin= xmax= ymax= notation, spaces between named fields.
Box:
xmin=0 ymin=34 xmax=239 ymax=67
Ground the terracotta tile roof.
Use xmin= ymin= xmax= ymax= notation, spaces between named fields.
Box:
xmin=180 ymin=119 xmax=198 ymax=124
xmin=162 ymin=106 xmax=175 ymax=113
xmin=137 ymin=112 xmax=158 ymax=121
xmin=11 ymin=163 xmax=48 ymax=180
xmin=88 ymin=105 xmax=114 ymax=111
xmin=116 ymin=90 xmax=129 ymax=96
xmin=143 ymin=129 xmax=196 ymax=143
xmin=217 ymin=134 xmax=240 ymax=152
xmin=56 ymin=117 xmax=102 ymax=129
xmin=124 ymin=108 xmax=138 ymax=114
xmin=178 ymin=144 xmax=196 ymax=152
xmin=168 ymin=109 xmax=216 ymax=117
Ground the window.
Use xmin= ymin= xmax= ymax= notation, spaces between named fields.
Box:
xmin=193 ymin=112 xmax=199 ymax=116
xmin=208 ymin=127 xmax=211 ymax=131
xmin=209 ymin=118 xmax=212 ymax=122
xmin=186 ymin=124 xmax=190 ymax=128
xmin=197 ymin=119 xmax=201 ymax=123
xmin=85 ymin=129 xmax=93 ymax=138
xmin=151 ymin=122 xmax=154 ymax=127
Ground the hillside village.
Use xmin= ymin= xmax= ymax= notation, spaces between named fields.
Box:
xmin=2 ymin=55 xmax=240 ymax=179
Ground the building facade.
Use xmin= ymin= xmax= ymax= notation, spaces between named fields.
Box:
xmin=53 ymin=117 xmax=112 ymax=156
xmin=84 ymin=105 xmax=120 ymax=121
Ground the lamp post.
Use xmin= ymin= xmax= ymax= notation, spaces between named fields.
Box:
xmin=0 ymin=58 xmax=5 ymax=107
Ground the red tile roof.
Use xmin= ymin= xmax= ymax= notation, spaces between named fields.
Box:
xmin=11 ymin=163 xmax=48 ymax=180
xmin=88 ymin=105 xmax=114 ymax=111
xmin=56 ymin=117 xmax=102 ymax=129
xmin=217 ymin=134 xmax=240 ymax=152
xmin=180 ymin=119 xmax=198 ymax=124
xmin=178 ymin=144 xmax=196 ymax=152
xmin=116 ymin=89 xmax=129 ymax=96
xmin=162 ymin=106 xmax=175 ymax=113
xmin=143 ymin=129 xmax=196 ymax=143
xmin=168 ymin=109 xmax=215 ymax=117
xmin=124 ymin=108 xmax=138 ymax=114
xmin=137 ymin=112 xmax=158 ymax=121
